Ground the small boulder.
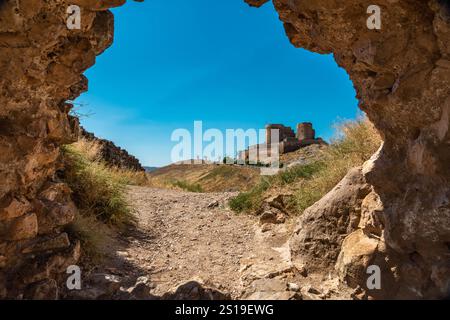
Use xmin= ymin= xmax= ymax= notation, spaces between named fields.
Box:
xmin=259 ymin=211 xmax=286 ymax=225
xmin=287 ymin=283 xmax=300 ymax=292
xmin=207 ymin=200 xmax=220 ymax=209
xmin=69 ymin=273 xmax=122 ymax=299
xmin=307 ymin=286 xmax=321 ymax=295
xmin=163 ymin=281 xmax=231 ymax=300
xmin=128 ymin=276 xmax=157 ymax=299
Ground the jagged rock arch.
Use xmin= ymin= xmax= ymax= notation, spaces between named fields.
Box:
xmin=0 ymin=0 xmax=448 ymax=299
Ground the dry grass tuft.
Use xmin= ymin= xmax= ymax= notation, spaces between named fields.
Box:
xmin=65 ymin=214 xmax=112 ymax=262
xmin=295 ymin=117 xmax=381 ymax=212
xmin=62 ymin=138 xmax=147 ymax=257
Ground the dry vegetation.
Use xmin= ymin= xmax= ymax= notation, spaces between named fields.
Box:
xmin=62 ymin=138 xmax=148 ymax=259
xmin=230 ymin=117 xmax=382 ymax=214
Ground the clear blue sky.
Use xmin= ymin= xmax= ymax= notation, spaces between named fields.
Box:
xmin=75 ymin=0 xmax=358 ymax=167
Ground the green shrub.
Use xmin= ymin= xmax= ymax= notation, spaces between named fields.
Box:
xmin=228 ymin=163 xmax=323 ymax=213
xmin=229 ymin=178 xmax=271 ymax=213
xmin=202 ymin=165 xmax=236 ymax=179
xmin=278 ymin=162 xmax=325 ymax=185
xmin=171 ymin=179 xmax=204 ymax=193
xmin=223 ymin=156 xmax=236 ymax=164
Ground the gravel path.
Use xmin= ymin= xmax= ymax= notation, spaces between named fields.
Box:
xmin=122 ymin=186 xmax=257 ymax=298
xmin=74 ymin=186 xmax=351 ymax=300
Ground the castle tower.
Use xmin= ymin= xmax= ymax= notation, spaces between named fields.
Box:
xmin=296 ymin=122 xmax=315 ymax=141
xmin=265 ymin=124 xmax=272 ymax=145
xmin=266 ymin=124 xmax=295 ymax=145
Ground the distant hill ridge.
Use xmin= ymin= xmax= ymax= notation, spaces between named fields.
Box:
xmin=148 ymin=163 xmax=261 ymax=192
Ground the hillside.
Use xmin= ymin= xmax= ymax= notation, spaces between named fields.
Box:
xmin=147 ymin=163 xmax=261 ymax=192
xmin=229 ymin=119 xmax=382 ymax=216
xmin=280 ymin=144 xmax=327 ymax=167
xmin=147 ymin=144 xmax=328 ymax=193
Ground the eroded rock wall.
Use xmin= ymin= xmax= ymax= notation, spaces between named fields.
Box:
xmin=0 ymin=0 xmax=125 ymax=299
xmin=247 ymin=0 xmax=450 ymax=298
xmin=80 ymin=127 xmax=145 ymax=171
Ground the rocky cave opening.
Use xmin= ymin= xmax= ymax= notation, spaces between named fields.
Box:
xmin=0 ymin=0 xmax=449 ymax=299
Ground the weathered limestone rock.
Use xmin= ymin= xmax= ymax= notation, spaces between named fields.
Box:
xmin=290 ymin=167 xmax=371 ymax=272
xmin=248 ymin=0 xmax=450 ymax=298
xmin=66 ymin=273 xmax=124 ymax=300
xmin=242 ymin=278 xmax=301 ymax=300
xmin=21 ymin=233 xmax=71 ymax=254
xmin=0 ymin=197 xmax=32 ymax=221
xmin=335 ymin=229 xmax=380 ymax=289
xmin=245 ymin=0 xmax=269 ymax=8
xmin=0 ymin=213 xmax=38 ymax=241
xmin=259 ymin=210 xmax=285 ymax=225
xmin=162 ymin=281 xmax=231 ymax=300
xmin=32 ymin=182 xmax=78 ymax=235
xmin=24 ymin=279 xmax=59 ymax=300
xmin=70 ymin=0 xmax=126 ymax=11
xmin=0 ymin=0 xmax=126 ymax=298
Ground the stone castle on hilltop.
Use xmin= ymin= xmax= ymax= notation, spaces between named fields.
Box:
xmin=238 ymin=122 xmax=326 ymax=163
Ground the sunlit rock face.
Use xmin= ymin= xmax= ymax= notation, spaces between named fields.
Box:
xmin=246 ymin=0 xmax=449 ymax=299
xmin=0 ymin=0 xmax=123 ymax=299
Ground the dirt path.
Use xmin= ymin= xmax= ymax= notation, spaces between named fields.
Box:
xmin=71 ymin=186 xmax=352 ymax=300
xmin=123 ymin=186 xmax=257 ymax=298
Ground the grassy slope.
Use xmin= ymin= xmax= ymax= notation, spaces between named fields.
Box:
xmin=148 ymin=163 xmax=261 ymax=192
xmin=61 ymin=138 xmax=147 ymax=259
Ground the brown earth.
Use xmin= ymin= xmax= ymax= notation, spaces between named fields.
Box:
xmin=123 ymin=186 xmax=255 ymax=298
